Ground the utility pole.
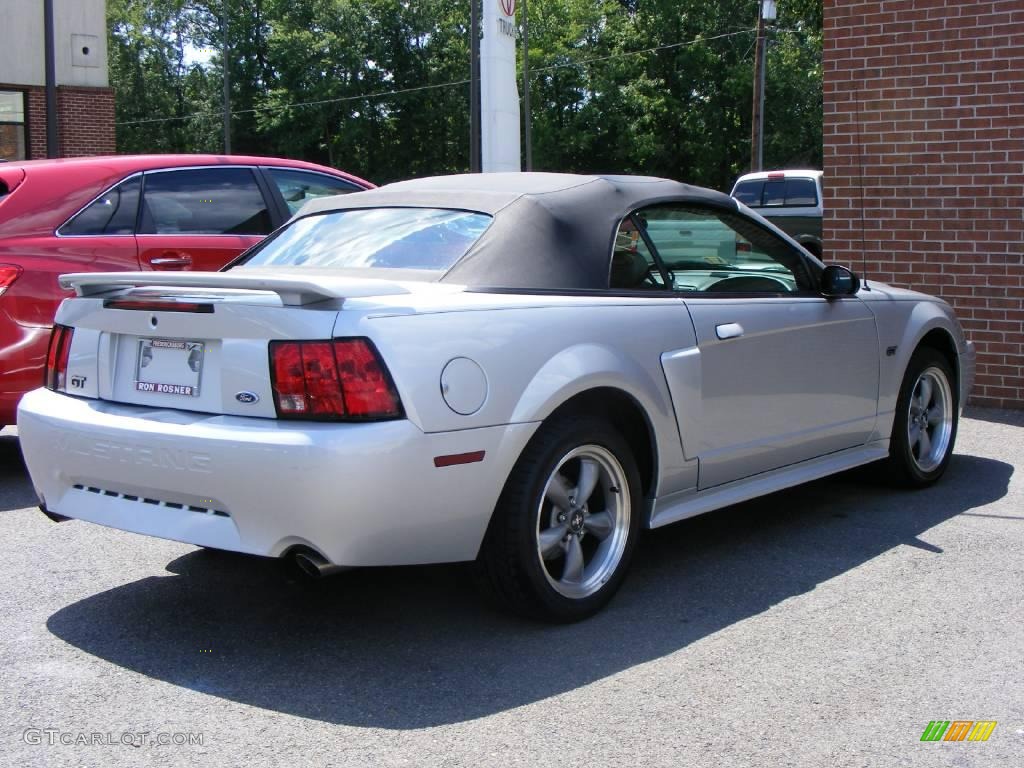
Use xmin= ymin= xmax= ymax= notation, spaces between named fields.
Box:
xmin=750 ymin=1 xmax=776 ymax=172
xmin=43 ymin=0 xmax=58 ymax=157
xmin=469 ymin=0 xmax=481 ymax=172
xmin=222 ymin=0 xmax=232 ymax=154
xmin=522 ymin=0 xmax=532 ymax=171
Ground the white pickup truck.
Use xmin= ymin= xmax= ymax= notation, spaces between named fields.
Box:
xmin=730 ymin=170 xmax=823 ymax=258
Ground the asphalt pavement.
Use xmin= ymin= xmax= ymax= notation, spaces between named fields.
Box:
xmin=0 ymin=409 xmax=1021 ymax=767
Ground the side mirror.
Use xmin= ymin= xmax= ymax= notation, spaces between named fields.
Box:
xmin=820 ymin=265 xmax=860 ymax=298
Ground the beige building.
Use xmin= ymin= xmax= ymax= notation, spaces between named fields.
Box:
xmin=0 ymin=0 xmax=114 ymax=159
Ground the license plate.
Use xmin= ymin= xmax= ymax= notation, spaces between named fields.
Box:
xmin=135 ymin=338 xmax=204 ymax=397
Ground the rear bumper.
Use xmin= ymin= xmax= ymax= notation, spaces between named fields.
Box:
xmin=17 ymin=388 xmax=536 ymax=566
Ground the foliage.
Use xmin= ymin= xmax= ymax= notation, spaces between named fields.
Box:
xmin=108 ymin=0 xmax=220 ymax=153
xmin=108 ymin=0 xmax=822 ymax=191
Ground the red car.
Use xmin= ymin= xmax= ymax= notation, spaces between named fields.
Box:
xmin=0 ymin=154 xmax=372 ymax=428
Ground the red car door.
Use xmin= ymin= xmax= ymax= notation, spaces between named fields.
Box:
xmin=138 ymin=234 xmax=263 ymax=272
xmin=135 ymin=167 xmax=274 ymax=271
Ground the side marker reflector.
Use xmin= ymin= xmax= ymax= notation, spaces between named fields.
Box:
xmin=433 ymin=451 xmax=486 ymax=468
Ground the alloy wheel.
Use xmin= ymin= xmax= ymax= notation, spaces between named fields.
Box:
xmin=906 ymin=366 xmax=954 ymax=473
xmin=535 ymin=444 xmax=631 ymax=600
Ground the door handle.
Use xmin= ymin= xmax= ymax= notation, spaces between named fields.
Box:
xmin=715 ymin=322 xmax=744 ymax=340
xmin=150 ymin=252 xmax=193 ymax=270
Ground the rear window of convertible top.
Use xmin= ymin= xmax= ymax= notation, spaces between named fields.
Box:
xmin=236 ymin=207 xmax=493 ymax=272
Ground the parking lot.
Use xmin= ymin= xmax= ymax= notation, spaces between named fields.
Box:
xmin=1 ymin=408 xmax=1021 ymax=767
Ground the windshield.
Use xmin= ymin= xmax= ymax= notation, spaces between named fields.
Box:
xmin=236 ymin=207 xmax=492 ymax=273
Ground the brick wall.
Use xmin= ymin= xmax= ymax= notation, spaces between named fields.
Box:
xmin=823 ymin=0 xmax=1024 ymax=408
xmin=56 ymin=86 xmax=116 ymax=157
xmin=20 ymin=85 xmax=115 ymax=160
xmin=26 ymin=87 xmax=47 ymax=159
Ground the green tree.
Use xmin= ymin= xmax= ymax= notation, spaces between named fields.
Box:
xmin=763 ymin=0 xmax=823 ymax=170
xmin=250 ymin=0 xmax=473 ymax=180
xmin=107 ymin=0 xmax=823 ymax=190
xmin=108 ymin=0 xmax=219 ymax=153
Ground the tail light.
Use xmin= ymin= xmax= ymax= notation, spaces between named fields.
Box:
xmin=269 ymin=338 xmax=402 ymax=421
xmin=0 ymin=264 xmax=21 ymax=297
xmin=44 ymin=324 xmax=74 ymax=391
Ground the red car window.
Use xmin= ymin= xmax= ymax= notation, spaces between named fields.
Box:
xmin=59 ymin=176 xmax=142 ymax=236
xmin=265 ymin=168 xmax=362 ymax=216
xmin=139 ymin=168 xmax=272 ymax=236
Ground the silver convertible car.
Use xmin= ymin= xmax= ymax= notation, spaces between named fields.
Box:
xmin=18 ymin=173 xmax=975 ymax=621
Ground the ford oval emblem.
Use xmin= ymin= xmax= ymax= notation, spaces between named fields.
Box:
xmin=235 ymin=391 xmax=260 ymax=404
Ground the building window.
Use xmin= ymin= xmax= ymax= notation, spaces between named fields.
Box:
xmin=0 ymin=91 xmax=27 ymax=161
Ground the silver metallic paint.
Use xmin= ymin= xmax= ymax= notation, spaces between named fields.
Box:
xmin=19 ymin=388 xmax=536 ymax=565
xmin=20 ymin=250 xmax=974 ymax=569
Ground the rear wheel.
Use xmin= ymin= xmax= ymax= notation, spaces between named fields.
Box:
xmin=477 ymin=416 xmax=641 ymax=622
xmin=886 ymin=348 xmax=958 ymax=487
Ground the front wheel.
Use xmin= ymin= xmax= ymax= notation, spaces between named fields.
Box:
xmin=886 ymin=348 xmax=958 ymax=487
xmin=477 ymin=416 xmax=641 ymax=622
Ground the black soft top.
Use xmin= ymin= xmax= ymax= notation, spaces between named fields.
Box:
xmin=299 ymin=172 xmax=741 ymax=290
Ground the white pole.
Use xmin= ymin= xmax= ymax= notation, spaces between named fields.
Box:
xmin=480 ymin=0 xmax=522 ymax=171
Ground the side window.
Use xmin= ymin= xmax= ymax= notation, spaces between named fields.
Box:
xmin=265 ymin=168 xmax=361 ymax=216
xmin=139 ymin=168 xmax=272 ymax=235
xmin=625 ymin=205 xmax=812 ymax=294
xmin=610 ymin=216 xmax=663 ymax=289
xmin=59 ymin=177 xmax=141 ymax=236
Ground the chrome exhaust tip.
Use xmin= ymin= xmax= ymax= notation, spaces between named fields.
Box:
xmin=291 ymin=550 xmax=348 ymax=579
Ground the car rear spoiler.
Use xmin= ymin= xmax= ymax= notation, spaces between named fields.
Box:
xmin=58 ymin=271 xmax=410 ymax=307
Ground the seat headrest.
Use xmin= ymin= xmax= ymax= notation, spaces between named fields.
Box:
xmin=610 ymin=248 xmax=649 ymax=288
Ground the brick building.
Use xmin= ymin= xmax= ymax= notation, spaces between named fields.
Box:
xmin=0 ymin=0 xmax=114 ymax=160
xmin=823 ymin=0 xmax=1024 ymax=408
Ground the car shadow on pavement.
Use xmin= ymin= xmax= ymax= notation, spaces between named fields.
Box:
xmin=0 ymin=435 xmax=37 ymax=513
xmin=46 ymin=453 xmax=1012 ymax=729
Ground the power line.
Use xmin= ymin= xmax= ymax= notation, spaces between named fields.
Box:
xmin=115 ymin=28 xmax=756 ymax=127
xmin=116 ymin=79 xmax=471 ymax=126
xmin=530 ymin=29 xmax=754 ymax=73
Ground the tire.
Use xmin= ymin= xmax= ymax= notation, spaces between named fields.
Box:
xmin=476 ymin=415 xmax=642 ymax=622
xmin=886 ymin=347 xmax=958 ymax=487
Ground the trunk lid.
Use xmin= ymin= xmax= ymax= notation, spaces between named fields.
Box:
xmin=56 ymin=271 xmax=412 ymax=418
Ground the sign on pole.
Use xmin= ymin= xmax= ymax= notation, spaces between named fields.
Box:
xmin=480 ymin=0 xmax=522 ymax=172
